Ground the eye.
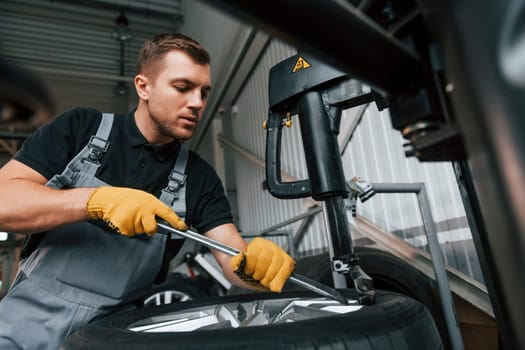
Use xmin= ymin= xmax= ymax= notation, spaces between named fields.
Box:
xmin=175 ymin=85 xmax=189 ymax=93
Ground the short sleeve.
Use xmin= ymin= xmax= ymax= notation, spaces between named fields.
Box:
xmin=14 ymin=107 xmax=101 ymax=180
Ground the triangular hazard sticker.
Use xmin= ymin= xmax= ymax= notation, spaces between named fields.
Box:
xmin=292 ymin=56 xmax=311 ymax=73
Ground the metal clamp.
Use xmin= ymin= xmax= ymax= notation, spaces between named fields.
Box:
xmin=87 ymin=135 xmax=110 ymax=162
xmin=164 ymin=172 xmax=186 ymax=196
xmin=332 ymin=254 xmax=376 ymax=305
xmin=332 ymin=255 xmax=352 ymax=273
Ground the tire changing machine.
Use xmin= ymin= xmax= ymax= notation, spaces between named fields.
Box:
xmin=264 ymin=53 xmax=378 ymax=304
xmin=264 ymin=53 xmax=464 ymax=349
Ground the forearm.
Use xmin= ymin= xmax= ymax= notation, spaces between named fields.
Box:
xmin=0 ymin=179 xmax=94 ymax=234
xmin=205 ymin=223 xmax=254 ymax=289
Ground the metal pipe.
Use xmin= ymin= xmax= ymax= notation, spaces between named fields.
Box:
xmin=202 ymin=0 xmax=423 ymax=94
xmin=322 ymin=198 xmax=351 ymax=289
xmin=259 ymin=205 xmax=322 ymax=235
xmin=417 ymin=186 xmax=465 ymax=350
xmin=370 ymin=182 xmax=465 ymax=350
xmin=292 ymin=207 xmax=319 ymax=252
xmin=370 ymin=182 xmax=424 ymax=193
xmin=339 ymin=103 xmax=369 ymax=155
xmin=323 ymin=197 xmax=355 ymax=258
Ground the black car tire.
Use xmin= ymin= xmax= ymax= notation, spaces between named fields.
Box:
xmin=351 ymin=246 xmax=449 ymax=347
xmin=276 ymin=247 xmax=450 ymax=349
xmin=61 ymin=290 xmax=443 ymax=350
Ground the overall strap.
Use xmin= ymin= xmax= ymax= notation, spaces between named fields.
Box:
xmin=46 ymin=113 xmax=114 ymax=189
xmin=159 ymin=143 xmax=189 ymax=220
xmin=81 ymin=113 xmax=114 ymax=176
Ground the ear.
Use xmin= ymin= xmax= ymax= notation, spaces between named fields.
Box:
xmin=134 ymin=74 xmax=150 ymax=100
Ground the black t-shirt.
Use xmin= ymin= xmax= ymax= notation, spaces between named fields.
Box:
xmin=15 ymin=107 xmax=233 ymax=280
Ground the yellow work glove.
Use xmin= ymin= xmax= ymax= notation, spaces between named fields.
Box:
xmin=230 ymin=237 xmax=295 ymax=293
xmin=86 ymin=186 xmax=187 ymax=237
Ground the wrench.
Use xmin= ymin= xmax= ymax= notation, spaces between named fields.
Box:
xmin=157 ymin=222 xmax=348 ymax=305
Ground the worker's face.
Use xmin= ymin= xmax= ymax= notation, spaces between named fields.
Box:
xmin=140 ymin=50 xmax=211 ymax=142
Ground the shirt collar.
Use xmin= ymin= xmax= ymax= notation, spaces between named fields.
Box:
xmin=124 ymin=109 xmax=148 ymax=147
xmin=124 ymin=109 xmax=183 ymax=161
xmin=151 ymin=140 xmax=182 ymax=161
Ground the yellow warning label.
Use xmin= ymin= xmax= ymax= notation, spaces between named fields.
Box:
xmin=292 ymin=56 xmax=311 ymax=73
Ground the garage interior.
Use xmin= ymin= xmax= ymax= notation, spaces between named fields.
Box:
xmin=1 ymin=0 xmax=524 ymax=349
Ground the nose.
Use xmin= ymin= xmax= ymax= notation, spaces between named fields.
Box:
xmin=187 ymin=89 xmax=204 ymax=110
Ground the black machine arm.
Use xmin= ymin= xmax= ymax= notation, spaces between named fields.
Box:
xmin=265 ymin=53 xmax=376 ymax=304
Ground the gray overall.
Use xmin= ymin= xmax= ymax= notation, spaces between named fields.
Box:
xmin=0 ymin=113 xmax=189 ymax=349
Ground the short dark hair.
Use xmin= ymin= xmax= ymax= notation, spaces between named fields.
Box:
xmin=136 ymin=33 xmax=210 ymax=76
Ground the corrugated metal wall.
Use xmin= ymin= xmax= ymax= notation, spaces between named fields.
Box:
xmin=226 ymin=38 xmax=483 ymax=283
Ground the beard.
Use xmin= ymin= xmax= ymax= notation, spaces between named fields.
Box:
xmin=150 ymin=112 xmax=196 ymax=141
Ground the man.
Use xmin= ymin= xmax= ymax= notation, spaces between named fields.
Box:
xmin=0 ymin=33 xmax=295 ymax=349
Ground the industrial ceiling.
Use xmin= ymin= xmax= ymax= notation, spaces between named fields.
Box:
xmin=0 ymin=0 xmax=247 ymax=156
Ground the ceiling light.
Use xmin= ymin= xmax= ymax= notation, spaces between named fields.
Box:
xmin=111 ymin=11 xmax=133 ymax=42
